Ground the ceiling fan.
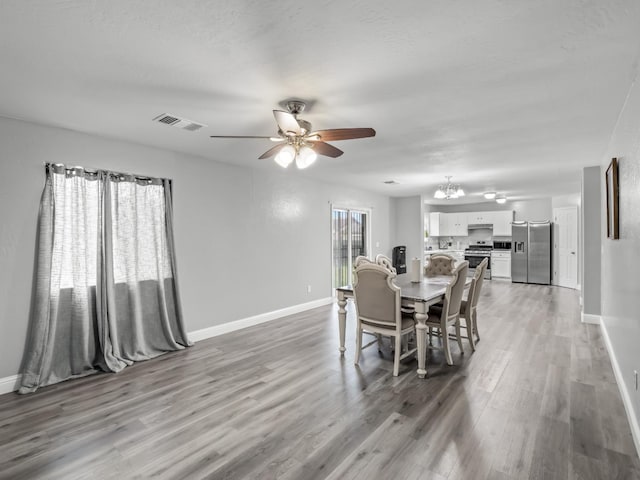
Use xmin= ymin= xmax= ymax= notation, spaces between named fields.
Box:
xmin=210 ymin=100 xmax=376 ymax=169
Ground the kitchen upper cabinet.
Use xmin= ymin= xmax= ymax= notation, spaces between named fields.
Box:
xmin=493 ymin=210 xmax=514 ymax=236
xmin=448 ymin=213 xmax=468 ymax=236
xmin=429 ymin=212 xmax=442 ymax=237
xmin=466 ymin=211 xmax=495 ymax=225
xmin=429 ymin=212 xmax=468 ymax=237
xmin=438 ymin=212 xmax=468 ymax=236
xmin=430 ymin=209 xmax=514 ymax=237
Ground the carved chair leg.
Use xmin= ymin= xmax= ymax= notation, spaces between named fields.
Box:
xmin=393 ymin=334 xmax=402 ymax=376
xmin=354 ymin=326 xmax=362 ymax=365
xmin=466 ymin=313 xmax=476 ymax=352
xmin=455 ymin=319 xmax=464 ymax=355
xmin=442 ymin=324 xmax=453 ymax=366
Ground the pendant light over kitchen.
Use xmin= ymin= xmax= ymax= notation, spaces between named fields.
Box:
xmin=434 ymin=176 xmax=465 ymax=199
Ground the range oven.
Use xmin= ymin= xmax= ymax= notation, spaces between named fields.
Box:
xmin=464 ymin=245 xmax=492 ymax=279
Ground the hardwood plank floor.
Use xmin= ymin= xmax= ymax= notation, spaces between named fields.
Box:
xmin=1 ymin=280 xmax=638 ymax=479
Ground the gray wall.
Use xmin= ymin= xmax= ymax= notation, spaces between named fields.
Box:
xmin=599 ymin=66 xmax=640 ymax=432
xmin=0 ymin=117 xmax=392 ymax=379
xmin=581 ymin=167 xmax=601 ymax=316
xmin=391 ymin=196 xmax=423 ymax=268
xmin=552 ymin=194 xmax=581 ymax=209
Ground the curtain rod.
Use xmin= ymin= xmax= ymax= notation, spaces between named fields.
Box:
xmin=44 ymin=162 xmax=172 ymax=184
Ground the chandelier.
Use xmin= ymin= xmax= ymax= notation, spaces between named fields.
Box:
xmin=434 ymin=176 xmax=465 ymax=199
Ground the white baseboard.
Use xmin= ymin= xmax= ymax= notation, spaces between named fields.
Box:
xmin=0 ymin=297 xmax=334 ymax=395
xmin=581 ymin=312 xmax=601 ymax=325
xmin=188 ymin=296 xmax=334 ymax=342
xmin=600 ymin=319 xmax=640 ymax=459
xmin=0 ymin=374 xmax=21 ymax=395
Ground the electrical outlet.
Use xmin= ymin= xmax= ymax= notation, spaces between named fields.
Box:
xmin=635 ymin=370 xmax=638 ymax=390
xmin=307 ymin=285 xmax=312 ymax=294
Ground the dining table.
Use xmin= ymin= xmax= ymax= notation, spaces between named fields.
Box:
xmin=335 ymin=273 xmax=471 ymax=378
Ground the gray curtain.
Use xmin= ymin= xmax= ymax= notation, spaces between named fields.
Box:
xmin=19 ymin=164 xmax=190 ymax=393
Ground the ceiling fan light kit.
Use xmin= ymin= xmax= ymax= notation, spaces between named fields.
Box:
xmin=275 ymin=144 xmax=318 ymax=169
xmin=210 ymin=100 xmax=375 ymax=169
xmin=274 ymin=145 xmax=296 ymax=168
xmin=434 ymin=176 xmax=465 ymax=200
xmin=295 ymin=146 xmax=317 ymax=169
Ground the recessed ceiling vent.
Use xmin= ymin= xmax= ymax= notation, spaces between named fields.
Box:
xmin=383 ymin=180 xmax=399 ymax=185
xmin=153 ymin=113 xmax=206 ymax=132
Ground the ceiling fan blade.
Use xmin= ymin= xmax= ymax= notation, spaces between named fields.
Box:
xmin=273 ymin=110 xmax=302 ymax=136
xmin=312 ymin=141 xmax=344 ymax=158
xmin=308 ymin=128 xmax=376 ymax=142
xmin=210 ymin=135 xmax=273 ymax=139
xmin=258 ymin=143 xmax=286 ymax=159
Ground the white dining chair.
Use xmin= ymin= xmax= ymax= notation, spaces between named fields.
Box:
xmin=353 ymin=262 xmax=417 ymax=376
xmin=375 ymin=254 xmax=396 ymax=273
xmin=460 ymin=257 xmax=488 ymax=350
xmin=424 ymin=254 xmax=455 ymax=276
xmin=424 ymin=261 xmax=469 ymax=365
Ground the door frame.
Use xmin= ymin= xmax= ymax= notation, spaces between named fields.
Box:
xmin=553 ymin=205 xmax=579 ymax=289
xmin=330 ymin=204 xmax=372 ymax=293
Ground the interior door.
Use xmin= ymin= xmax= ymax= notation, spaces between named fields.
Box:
xmin=554 ymin=206 xmax=578 ymax=289
xmin=331 ymin=207 xmax=370 ymax=289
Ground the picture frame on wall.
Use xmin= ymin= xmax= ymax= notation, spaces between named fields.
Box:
xmin=606 ymin=157 xmax=619 ymax=239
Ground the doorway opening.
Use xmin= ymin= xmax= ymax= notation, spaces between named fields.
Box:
xmin=554 ymin=206 xmax=579 ymax=289
xmin=331 ymin=207 xmax=371 ymax=290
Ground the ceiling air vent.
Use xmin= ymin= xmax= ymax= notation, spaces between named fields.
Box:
xmin=153 ymin=113 xmax=206 ymax=132
xmin=383 ymin=180 xmax=399 ymax=185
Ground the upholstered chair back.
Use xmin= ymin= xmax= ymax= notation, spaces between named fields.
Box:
xmin=375 ymin=254 xmax=396 ymax=274
xmin=424 ymin=254 xmax=455 ymax=276
xmin=354 ymin=256 xmax=374 ymax=268
xmin=443 ymin=261 xmax=469 ymax=319
xmin=353 ymin=263 xmax=400 ymax=329
xmin=469 ymin=258 xmax=488 ymax=308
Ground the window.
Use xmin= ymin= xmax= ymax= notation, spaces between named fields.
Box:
xmin=331 ymin=207 xmax=371 ymax=289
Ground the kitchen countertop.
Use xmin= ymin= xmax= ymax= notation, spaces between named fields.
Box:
xmin=425 ymin=249 xmax=465 ymax=254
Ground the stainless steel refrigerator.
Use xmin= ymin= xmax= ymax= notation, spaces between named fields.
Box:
xmin=511 ymin=221 xmax=552 ymax=285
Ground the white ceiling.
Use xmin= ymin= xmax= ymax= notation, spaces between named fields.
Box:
xmin=2 ymin=0 xmax=640 ymax=203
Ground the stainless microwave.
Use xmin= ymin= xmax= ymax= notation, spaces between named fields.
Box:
xmin=493 ymin=240 xmax=511 ymax=250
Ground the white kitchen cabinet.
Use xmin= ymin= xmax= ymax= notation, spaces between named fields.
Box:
xmin=493 ymin=210 xmax=514 ymax=236
xmin=429 ymin=212 xmax=442 ymax=236
xmin=430 ymin=210 xmax=513 ymax=237
xmin=491 ymin=251 xmax=511 ymax=278
xmin=429 ymin=212 xmax=467 ymax=237
xmin=442 ymin=213 xmax=468 ymax=236
xmin=466 ymin=211 xmax=495 ymax=225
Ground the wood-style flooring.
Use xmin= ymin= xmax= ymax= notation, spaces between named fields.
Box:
xmin=1 ymin=280 xmax=638 ymax=479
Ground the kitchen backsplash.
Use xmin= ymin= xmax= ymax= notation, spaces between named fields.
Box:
xmin=426 ymin=228 xmax=511 ymax=250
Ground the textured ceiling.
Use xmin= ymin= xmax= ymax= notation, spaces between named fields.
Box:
xmin=1 ymin=0 xmax=640 ymax=203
